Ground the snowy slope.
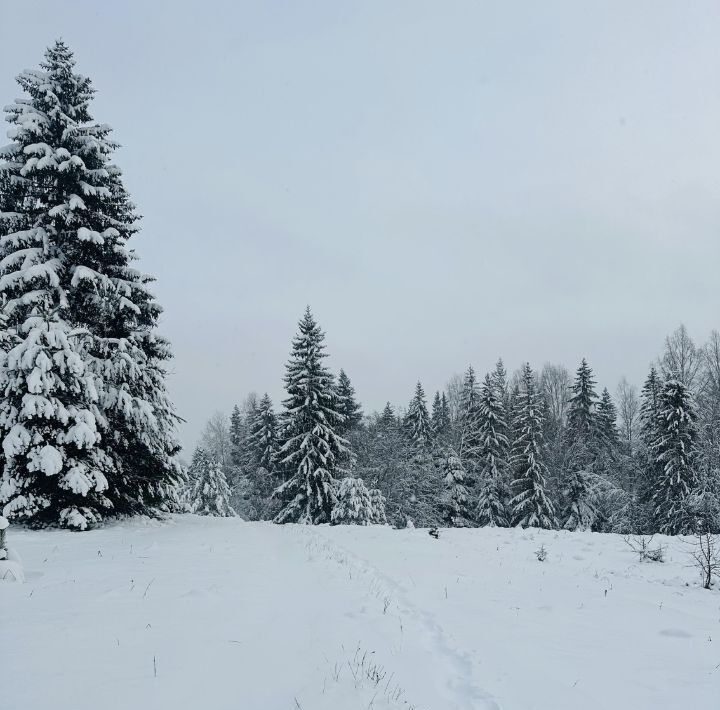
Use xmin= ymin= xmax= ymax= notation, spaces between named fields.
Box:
xmin=2 ymin=517 xmax=718 ymax=709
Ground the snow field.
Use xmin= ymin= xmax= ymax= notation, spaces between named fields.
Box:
xmin=3 ymin=516 xmax=719 ymax=709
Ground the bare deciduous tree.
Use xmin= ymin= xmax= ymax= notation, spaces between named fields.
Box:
xmin=616 ymin=377 xmax=640 ymax=454
xmin=200 ymin=411 xmax=233 ymax=471
xmin=540 ymin=362 xmax=571 ymax=426
xmin=660 ymin=324 xmax=703 ymax=391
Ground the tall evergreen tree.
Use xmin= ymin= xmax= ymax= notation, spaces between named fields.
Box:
xmin=634 ymin=366 xmax=664 ymax=521
xmin=247 ymin=393 xmax=279 ymax=473
xmin=562 ymin=359 xmax=600 ymax=530
xmin=379 ymin=402 xmax=397 ymax=430
xmin=229 ymin=404 xmax=244 ymax=466
xmin=639 ymin=367 xmax=663 ymax=449
xmin=273 ymin=308 xmax=351 ymax=524
xmin=566 ymin=359 xmax=599 ymax=440
xmin=597 ymin=387 xmax=620 ymax=448
xmin=0 ymin=41 xmax=180 ymax=528
xmin=476 ymin=374 xmax=510 ymax=527
xmin=336 ymin=369 xmax=363 ymax=434
xmin=650 ymin=379 xmax=699 ymax=534
xmin=404 ymin=381 xmax=433 ymax=451
xmin=440 ymin=449 xmax=473 ymax=527
xmin=491 ymin=358 xmax=512 ymax=463
xmin=458 ymin=365 xmax=481 ymax=462
xmin=431 ymin=391 xmax=449 ymax=440
xmin=509 ymin=364 xmax=557 ymax=529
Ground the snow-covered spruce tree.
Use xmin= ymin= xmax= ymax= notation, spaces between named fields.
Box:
xmin=639 ymin=367 xmax=663 ymax=449
xmin=368 ymin=487 xmax=388 ymax=524
xmin=331 ymin=477 xmax=374 ymax=525
xmin=229 ymin=404 xmax=244 ymax=466
xmin=491 ymin=358 xmax=512 ymax=462
xmin=190 ymin=453 xmax=236 ymax=517
xmin=566 ymin=359 xmax=599 ymax=442
xmin=650 ymin=379 xmax=699 ymax=534
xmin=404 ymin=381 xmax=433 ymax=452
xmin=561 ymin=359 xmax=599 ymax=530
xmin=183 ymin=446 xmax=210 ymax=511
xmin=0 ymin=42 xmax=181 ymax=527
xmin=273 ymin=308 xmax=351 ymax=524
xmin=597 ymin=388 xmax=619 ymax=449
xmin=247 ymin=393 xmax=279 ymax=473
xmin=509 ymin=364 xmax=557 ymax=529
xmin=431 ymin=390 xmax=448 ymax=442
xmin=0 ymin=314 xmax=111 ymax=529
xmin=335 ymin=369 xmax=363 ymax=434
xmin=241 ymin=393 xmax=278 ymax=519
xmin=631 ymin=366 xmax=664 ymax=529
xmin=458 ymin=365 xmax=482 ymax=466
xmin=476 ymin=374 xmax=510 ymax=527
xmin=440 ymin=448 xmax=473 ymax=527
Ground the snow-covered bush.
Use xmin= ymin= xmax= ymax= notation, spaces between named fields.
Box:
xmin=332 ymin=477 xmax=374 ymax=525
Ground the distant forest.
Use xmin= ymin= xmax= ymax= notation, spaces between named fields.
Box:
xmin=189 ymin=310 xmax=720 ymax=536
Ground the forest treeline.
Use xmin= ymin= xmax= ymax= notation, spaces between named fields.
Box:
xmin=189 ymin=310 xmax=720 ymax=535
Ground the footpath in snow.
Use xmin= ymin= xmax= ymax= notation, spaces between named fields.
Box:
xmin=2 ymin=516 xmax=719 ymax=710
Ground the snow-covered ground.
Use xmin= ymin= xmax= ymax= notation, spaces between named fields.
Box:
xmin=3 ymin=517 xmax=719 ymax=709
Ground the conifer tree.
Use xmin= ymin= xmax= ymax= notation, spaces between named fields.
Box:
xmin=229 ymin=405 xmax=244 ymax=466
xmin=0 ymin=41 xmax=181 ymax=527
xmin=597 ymin=387 xmax=619 ymax=449
xmin=247 ymin=393 xmax=279 ymax=473
xmin=336 ymin=369 xmax=363 ymax=434
xmin=440 ymin=449 xmax=473 ymax=527
xmin=650 ymin=379 xmax=699 ymax=534
xmin=0 ymin=314 xmax=110 ymax=529
xmin=274 ymin=308 xmax=351 ymax=524
xmin=404 ymin=382 xmax=433 ymax=451
xmin=379 ymin=402 xmax=397 ymax=430
xmin=566 ymin=359 xmax=599 ymax=441
xmin=431 ymin=391 xmax=449 ymax=441
xmin=639 ymin=367 xmax=663 ymax=449
xmin=634 ymin=366 xmax=664 ymax=523
xmin=509 ymin=364 xmax=557 ymax=529
xmin=476 ymin=374 xmax=510 ymax=527
xmin=440 ymin=393 xmax=450 ymax=431
xmin=562 ymin=359 xmax=600 ymax=530
xmin=331 ymin=477 xmax=374 ymax=525
xmin=368 ymin=488 xmax=388 ymax=524
xmin=189 ymin=449 xmax=236 ymax=517
xmin=491 ymin=358 xmax=512 ymax=463
xmin=458 ymin=366 xmax=481 ymax=463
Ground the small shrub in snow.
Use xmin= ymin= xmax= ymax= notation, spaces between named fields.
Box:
xmin=535 ymin=544 xmax=548 ymax=562
xmin=687 ymin=530 xmax=720 ymax=590
xmin=331 ymin=477 xmax=374 ymax=525
xmin=623 ymin=535 xmax=665 ymax=563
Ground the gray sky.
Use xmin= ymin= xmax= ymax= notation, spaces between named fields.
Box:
xmin=1 ymin=1 xmax=719 ymax=451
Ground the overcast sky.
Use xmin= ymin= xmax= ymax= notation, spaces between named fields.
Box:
xmin=1 ymin=1 xmax=719 ymax=450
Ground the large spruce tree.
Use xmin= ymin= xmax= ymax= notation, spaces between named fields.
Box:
xmin=476 ymin=373 xmax=510 ymax=527
xmin=562 ymin=359 xmax=599 ymax=530
xmin=0 ymin=41 xmax=180 ymax=528
xmin=650 ymin=379 xmax=699 ymax=534
xmin=273 ymin=308 xmax=350 ymax=523
xmin=509 ymin=364 xmax=557 ymax=529
xmin=336 ymin=369 xmax=363 ymax=434
xmin=404 ymin=381 xmax=433 ymax=451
